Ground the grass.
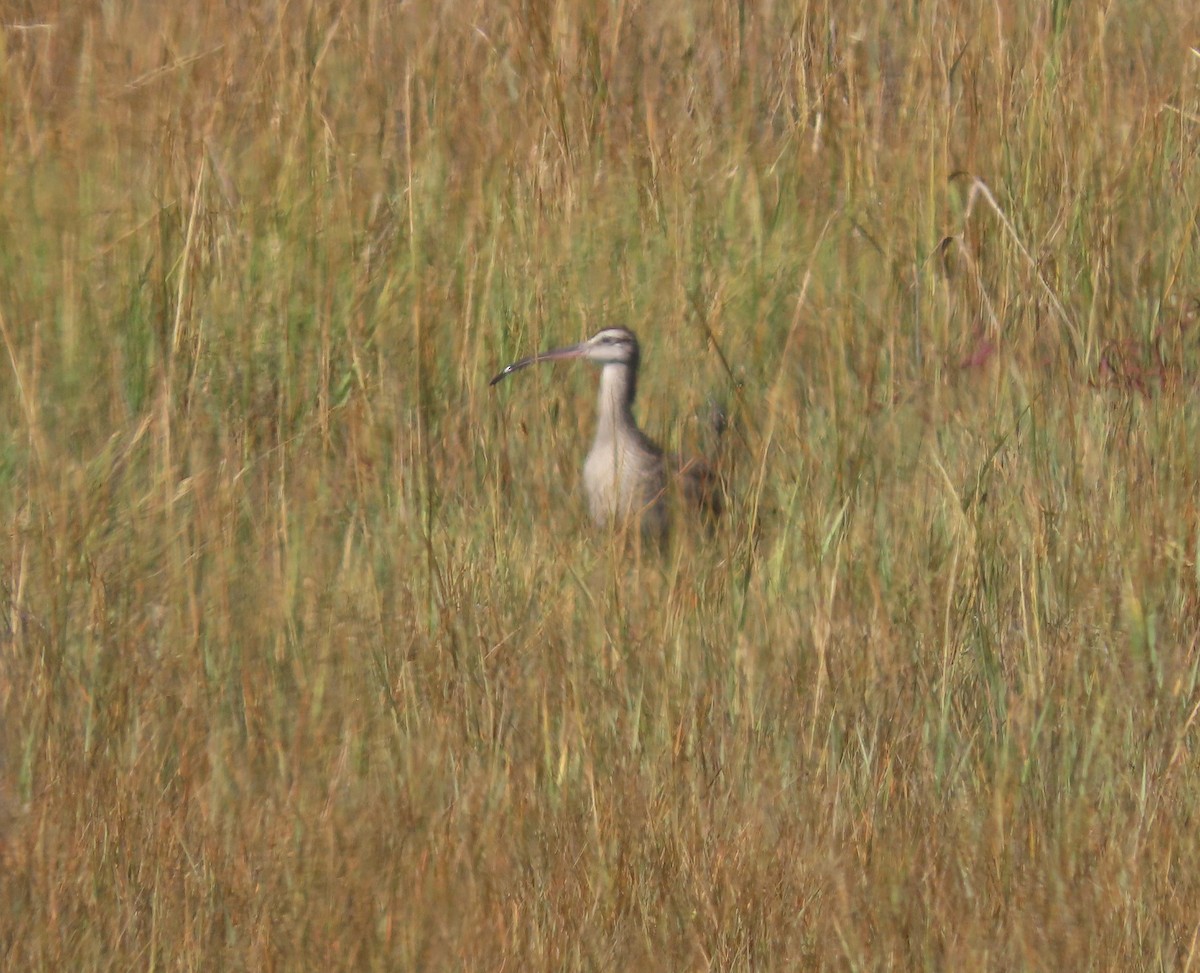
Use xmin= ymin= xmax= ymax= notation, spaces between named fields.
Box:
xmin=2 ymin=0 xmax=1200 ymax=968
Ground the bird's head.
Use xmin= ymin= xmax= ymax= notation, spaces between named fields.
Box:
xmin=489 ymin=327 xmax=641 ymax=385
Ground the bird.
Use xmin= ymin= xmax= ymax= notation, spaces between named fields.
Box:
xmin=490 ymin=327 xmax=722 ymax=540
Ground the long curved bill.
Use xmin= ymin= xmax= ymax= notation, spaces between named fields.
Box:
xmin=489 ymin=341 xmax=588 ymax=386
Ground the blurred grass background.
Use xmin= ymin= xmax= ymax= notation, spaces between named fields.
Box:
xmin=2 ymin=0 xmax=1200 ymax=968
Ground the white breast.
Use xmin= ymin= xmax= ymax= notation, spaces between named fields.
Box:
xmin=583 ymin=438 xmax=668 ymax=537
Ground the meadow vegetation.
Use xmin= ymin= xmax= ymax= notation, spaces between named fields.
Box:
xmin=2 ymin=0 xmax=1200 ymax=968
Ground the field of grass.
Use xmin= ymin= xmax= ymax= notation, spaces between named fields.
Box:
xmin=2 ymin=1 xmax=1200 ymax=968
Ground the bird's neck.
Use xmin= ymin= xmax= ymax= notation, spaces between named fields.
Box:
xmin=594 ymin=362 xmax=638 ymax=445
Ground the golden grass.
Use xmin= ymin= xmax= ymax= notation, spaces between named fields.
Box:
xmin=2 ymin=1 xmax=1200 ymax=968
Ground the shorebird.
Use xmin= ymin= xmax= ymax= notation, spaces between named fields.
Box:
xmin=490 ymin=327 xmax=722 ymax=539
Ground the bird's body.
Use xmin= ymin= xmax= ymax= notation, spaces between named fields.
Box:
xmin=490 ymin=328 xmax=720 ymax=540
xmin=583 ymin=358 xmax=670 ymax=535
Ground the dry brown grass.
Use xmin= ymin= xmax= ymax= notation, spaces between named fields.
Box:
xmin=2 ymin=1 xmax=1200 ymax=968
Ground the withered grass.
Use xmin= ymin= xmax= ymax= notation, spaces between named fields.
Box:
xmin=2 ymin=2 xmax=1200 ymax=969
